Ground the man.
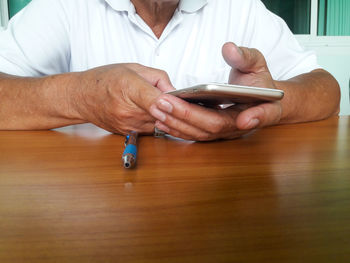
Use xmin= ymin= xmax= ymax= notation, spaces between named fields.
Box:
xmin=0 ymin=0 xmax=340 ymax=141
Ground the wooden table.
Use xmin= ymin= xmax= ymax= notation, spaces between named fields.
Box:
xmin=1 ymin=117 xmax=349 ymax=263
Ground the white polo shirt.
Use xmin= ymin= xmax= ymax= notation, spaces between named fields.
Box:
xmin=0 ymin=0 xmax=319 ymax=89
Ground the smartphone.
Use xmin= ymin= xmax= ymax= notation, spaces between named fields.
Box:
xmin=166 ymin=83 xmax=284 ymax=107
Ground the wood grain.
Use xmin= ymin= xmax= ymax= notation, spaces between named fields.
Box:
xmin=0 ymin=117 xmax=349 ymax=263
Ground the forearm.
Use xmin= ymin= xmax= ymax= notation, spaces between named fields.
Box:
xmin=276 ymin=69 xmax=340 ymax=124
xmin=0 ymin=72 xmax=84 ymax=130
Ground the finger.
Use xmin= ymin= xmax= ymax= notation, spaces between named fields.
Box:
xmin=149 ymin=94 xmax=250 ymax=141
xmin=155 ymin=120 xmax=249 ymax=141
xmin=95 ymin=106 xmax=155 ymax=135
xmin=119 ymin=109 xmax=156 ymax=134
xmin=136 ymin=121 xmax=156 ymax=135
xmin=150 ymin=94 xmax=235 ymax=135
xmin=236 ymin=102 xmax=282 ymax=130
xmin=143 ymin=69 xmax=175 ymax=93
xmin=126 ymin=63 xmax=175 ymax=92
xmin=112 ymin=122 xmax=156 ymax=135
xmin=155 ymin=121 xmax=204 ymax=141
xmin=222 ymin=42 xmax=267 ymax=74
xmin=154 ymin=72 xmax=175 ymax=93
xmin=126 ymin=73 xmax=164 ymax=112
xmin=152 ymin=109 xmax=213 ymax=141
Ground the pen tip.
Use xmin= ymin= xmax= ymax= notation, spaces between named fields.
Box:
xmin=122 ymin=155 xmax=136 ymax=169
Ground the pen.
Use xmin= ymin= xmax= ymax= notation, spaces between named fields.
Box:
xmin=122 ymin=131 xmax=138 ymax=169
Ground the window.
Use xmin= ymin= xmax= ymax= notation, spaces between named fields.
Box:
xmin=0 ymin=0 xmax=31 ymax=27
xmin=0 ymin=0 xmax=9 ymax=28
xmin=262 ymin=0 xmax=311 ymax=34
xmin=262 ymin=0 xmax=350 ymax=116
xmin=8 ymin=0 xmax=31 ymax=18
xmin=318 ymin=0 xmax=350 ymax=36
xmin=262 ymin=0 xmax=350 ymax=36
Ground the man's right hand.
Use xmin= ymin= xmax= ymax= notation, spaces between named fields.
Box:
xmin=0 ymin=64 xmax=174 ymax=132
xmin=71 ymin=63 xmax=174 ymax=134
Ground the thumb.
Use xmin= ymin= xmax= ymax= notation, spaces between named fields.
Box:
xmin=222 ymin=42 xmax=267 ymax=74
xmin=128 ymin=64 xmax=175 ymax=93
xmin=143 ymin=69 xmax=175 ymax=93
xmin=235 ymin=102 xmax=282 ymax=130
xmin=132 ymin=77 xmax=164 ymax=112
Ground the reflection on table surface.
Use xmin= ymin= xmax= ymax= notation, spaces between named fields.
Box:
xmin=0 ymin=117 xmax=349 ymax=262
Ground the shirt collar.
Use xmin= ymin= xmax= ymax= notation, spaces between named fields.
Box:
xmin=179 ymin=0 xmax=208 ymax=13
xmin=104 ymin=0 xmax=208 ymax=13
xmin=104 ymin=0 xmax=130 ymax=12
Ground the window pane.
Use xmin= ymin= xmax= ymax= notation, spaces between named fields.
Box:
xmin=8 ymin=0 xmax=31 ymax=18
xmin=262 ymin=0 xmax=311 ymax=34
xmin=318 ymin=0 xmax=350 ymax=36
xmin=0 ymin=0 xmax=8 ymax=27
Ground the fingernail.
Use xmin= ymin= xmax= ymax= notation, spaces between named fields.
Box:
xmin=247 ymin=119 xmax=260 ymax=129
xmin=157 ymin=99 xmax=173 ymax=113
xmin=150 ymin=106 xmax=166 ymax=122
xmin=235 ymin=44 xmax=243 ymax=55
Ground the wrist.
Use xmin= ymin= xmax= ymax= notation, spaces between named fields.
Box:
xmin=44 ymin=71 xmax=85 ymax=122
xmin=274 ymin=80 xmax=293 ymax=124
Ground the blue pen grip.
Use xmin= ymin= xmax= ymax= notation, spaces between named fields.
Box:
xmin=123 ymin=144 xmax=137 ymax=158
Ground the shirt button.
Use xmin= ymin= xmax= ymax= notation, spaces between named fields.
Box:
xmin=155 ymin=48 xmax=160 ymax=56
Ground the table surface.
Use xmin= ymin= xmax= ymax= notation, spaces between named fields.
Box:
xmin=0 ymin=117 xmax=349 ymax=263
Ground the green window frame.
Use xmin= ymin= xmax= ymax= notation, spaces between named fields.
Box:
xmin=8 ymin=0 xmax=31 ymax=18
xmin=262 ymin=0 xmax=350 ymax=36
xmin=318 ymin=0 xmax=350 ymax=36
xmin=262 ymin=0 xmax=311 ymax=35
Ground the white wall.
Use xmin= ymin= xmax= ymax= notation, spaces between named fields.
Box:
xmin=297 ymin=37 xmax=350 ymax=116
xmin=295 ymin=0 xmax=350 ymax=116
xmin=317 ymin=48 xmax=350 ymax=116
